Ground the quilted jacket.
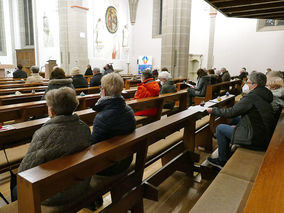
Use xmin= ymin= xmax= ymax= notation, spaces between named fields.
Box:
xmin=18 ymin=114 xmax=91 ymax=206
xmin=134 ymin=78 xmax=160 ymax=116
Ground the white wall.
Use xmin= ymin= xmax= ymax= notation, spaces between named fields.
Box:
xmin=189 ymin=0 xmax=210 ymax=68
xmin=190 ymin=0 xmax=284 ymax=76
xmin=130 ymin=0 xmax=162 ymax=74
xmin=87 ymin=0 xmax=131 ymax=73
xmin=34 ymin=0 xmax=60 ymax=70
xmin=214 ymin=14 xmax=284 ymax=75
xmin=0 ymin=0 xmax=13 ymax=65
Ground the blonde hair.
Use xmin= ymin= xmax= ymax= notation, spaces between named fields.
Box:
xmin=101 ymin=73 xmax=124 ymax=96
xmin=46 ymin=87 xmax=78 ymax=115
xmin=267 ymin=71 xmax=282 ymax=79
xmin=266 ymin=77 xmax=284 ymax=90
xmin=71 ymin=67 xmax=81 ymax=75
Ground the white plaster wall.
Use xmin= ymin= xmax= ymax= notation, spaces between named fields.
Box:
xmin=0 ymin=0 xmax=13 ymax=64
xmin=214 ymin=14 xmax=284 ymax=75
xmin=130 ymin=0 xmax=162 ymax=75
xmin=189 ymin=0 xmax=210 ymax=68
xmin=34 ymin=0 xmax=60 ymax=69
xmin=87 ymin=0 xmax=131 ymax=73
xmin=190 ymin=0 xmax=284 ymax=76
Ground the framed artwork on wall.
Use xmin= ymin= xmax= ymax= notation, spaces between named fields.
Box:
xmin=105 ymin=6 xmax=118 ymax=34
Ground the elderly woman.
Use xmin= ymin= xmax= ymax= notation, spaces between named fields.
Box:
xmin=89 ymin=73 xmax=136 ymax=209
xmin=71 ymin=67 xmax=88 ymax=88
xmin=42 ymin=67 xmax=74 ymax=99
xmin=159 ymin=71 xmax=177 ymax=109
xmin=188 ymin=68 xmax=211 ymax=106
xmin=26 ymin=66 xmax=44 ymax=84
xmin=266 ymin=77 xmax=284 ymax=117
xmin=14 ymin=87 xmax=91 ymax=208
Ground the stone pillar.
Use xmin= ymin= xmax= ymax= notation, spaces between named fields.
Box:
xmin=128 ymin=0 xmax=139 ymax=25
xmin=207 ymin=7 xmax=217 ymax=69
xmin=161 ymin=0 xmax=192 ymax=79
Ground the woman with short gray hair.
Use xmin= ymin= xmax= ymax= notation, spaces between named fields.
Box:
xmin=26 ymin=66 xmax=44 ymax=84
xmin=15 ymin=87 xmax=91 ymax=209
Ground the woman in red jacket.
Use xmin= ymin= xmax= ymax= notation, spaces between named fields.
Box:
xmin=134 ymin=69 xmax=160 ymax=116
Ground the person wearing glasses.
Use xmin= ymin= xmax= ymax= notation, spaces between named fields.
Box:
xmin=206 ymin=71 xmax=275 ymax=169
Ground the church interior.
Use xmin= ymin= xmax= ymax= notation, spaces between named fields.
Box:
xmin=0 ymin=0 xmax=283 ymax=212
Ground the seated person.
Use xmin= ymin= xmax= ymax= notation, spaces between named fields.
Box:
xmin=238 ymin=67 xmax=248 ymax=81
xmin=206 ymin=72 xmax=275 ymax=169
xmin=159 ymin=71 xmax=177 ymax=109
xmin=220 ymin=67 xmax=231 ymax=82
xmin=26 ymin=66 xmax=44 ymax=84
xmin=134 ymin=69 xmax=160 ymax=116
xmin=266 ymin=76 xmax=284 ymax=119
xmin=90 ymin=73 xmax=136 ymax=209
xmin=188 ymin=69 xmax=211 ymax=106
xmin=71 ymin=67 xmax=88 ymax=88
xmin=85 ymin=64 xmax=93 ymax=75
xmin=13 ymin=64 xmax=27 ymax=79
xmin=207 ymin=69 xmax=221 ymax=84
xmin=90 ymin=67 xmax=103 ymax=87
xmin=13 ymin=87 xmax=91 ymax=206
xmin=103 ymin=64 xmax=113 ymax=75
xmin=42 ymin=67 xmax=74 ymax=99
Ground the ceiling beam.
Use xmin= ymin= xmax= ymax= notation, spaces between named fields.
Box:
xmin=210 ymin=0 xmax=284 ymax=9
xmin=228 ymin=7 xmax=284 ymax=17
xmin=222 ymin=2 xmax=284 ymax=13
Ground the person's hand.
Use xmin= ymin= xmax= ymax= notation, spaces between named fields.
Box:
xmin=190 ymin=85 xmax=194 ymax=88
xmin=207 ymin=108 xmax=213 ymax=114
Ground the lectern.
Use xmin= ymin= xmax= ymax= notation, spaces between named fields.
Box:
xmin=45 ymin=60 xmax=57 ymax=79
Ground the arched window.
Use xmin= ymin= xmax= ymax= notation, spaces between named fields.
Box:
xmin=152 ymin=0 xmax=163 ymax=37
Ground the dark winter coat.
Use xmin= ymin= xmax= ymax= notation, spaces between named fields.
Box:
xmin=13 ymin=70 xmax=27 ymax=78
xmin=19 ymin=114 xmax=91 ymax=206
xmin=42 ymin=78 xmax=74 ymax=99
xmin=85 ymin=68 xmax=93 ymax=75
xmin=212 ymin=86 xmax=275 ymax=150
xmin=91 ymin=96 xmax=136 ymax=175
xmin=188 ymin=75 xmax=211 ymax=97
xmin=72 ymin=74 xmax=88 ymax=88
xmin=221 ymin=71 xmax=231 ymax=82
xmin=90 ymin=73 xmax=103 ymax=87
xmin=160 ymin=80 xmax=177 ymax=109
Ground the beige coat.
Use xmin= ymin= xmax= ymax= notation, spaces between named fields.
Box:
xmin=26 ymin=73 xmax=44 ymax=84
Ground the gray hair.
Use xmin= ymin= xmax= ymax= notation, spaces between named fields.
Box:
xmin=46 ymin=87 xmax=78 ymax=115
xmin=158 ymin=71 xmax=172 ymax=80
xmin=93 ymin=67 xmax=100 ymax=73
xmin=101 ymin=73 xmax=124 ymax=96
xmin=141 ymin=69 xmax=153 ymax=80
xmin=30 ymin=66 xmax=39 ymax=73
xmin=249 ymin=71 xmax=267 ymax=87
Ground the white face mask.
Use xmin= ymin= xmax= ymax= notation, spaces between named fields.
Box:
xmin=242 ymin=84 xmax=250 ymax=94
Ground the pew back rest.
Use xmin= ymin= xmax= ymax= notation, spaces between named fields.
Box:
xmin=17 ymin=106 xmax=199 ymax=213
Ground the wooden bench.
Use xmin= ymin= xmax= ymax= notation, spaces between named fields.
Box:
xmin=124 ymin=79 xmax=141 ymax=90
xmin=192 ymin=79 xmax=242 ymax=105
xmin=244 ymin=111 xmax=284 ymax=213
xmin=4 ymin=101 xmax=201 ymax=213
xmin=0 ymin=83 xmax=48 ymax=89
xmin=190 ymin=111 xmax=284 ymax=213
xmin=0 ymin=86 xmax=48 ymax=96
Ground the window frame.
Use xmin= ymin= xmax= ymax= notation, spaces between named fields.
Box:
xmin=19 ymin=0 xmax=34 ymax=48
xmin=257 ymin=19 xmax=284 ymax=32
xmin=0 ymin=0 xmax=7 ymax=56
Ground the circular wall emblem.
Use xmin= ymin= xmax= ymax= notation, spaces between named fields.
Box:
xmin=105 ymin=6 xmax=118 ymax=34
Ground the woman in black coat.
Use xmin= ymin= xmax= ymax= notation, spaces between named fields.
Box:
xmin=71 ymin=67 xmax=88 ymax=88
xmin=188 ymin=69 xmax=211 ymax=106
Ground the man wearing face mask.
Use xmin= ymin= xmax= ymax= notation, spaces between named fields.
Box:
xmin=158 ymin=71 xmax=177 ymax=109
xmin=206 ymin=71 xmax=275 ymax=169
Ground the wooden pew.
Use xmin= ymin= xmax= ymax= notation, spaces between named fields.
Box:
xmin=244 ymin=112 xmax=284 ymax=213
xmin=0 ymin=88 xmax=140 ymax=123
xmin=0 ymin=86 xmax=48 ymax=95
xmin=124 ymin=79 xmax=141 ymax=90
xmin=12 ymin=106 xmax=202 ymax=213
xmin=192 ymin=79 xmax=242 ymax=105
xmin=0 ymin=83 xmax=48 ymax=89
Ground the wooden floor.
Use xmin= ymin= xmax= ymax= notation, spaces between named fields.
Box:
xmin=0 ymin=147 xmax=214 ymax=213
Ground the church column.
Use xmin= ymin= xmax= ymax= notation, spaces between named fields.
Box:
xmin=161 ymin=0 xmax=192 ymax=78
xmin=128 ymin=0 xmax=139 ymax=25
xmin=207 ymin=7 xmax=217 ymax=69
